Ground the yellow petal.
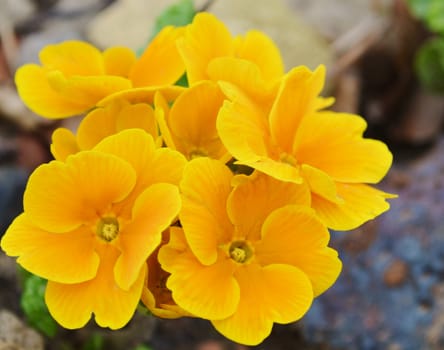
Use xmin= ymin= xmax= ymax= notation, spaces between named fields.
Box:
xmin=180 ymin=158 xmax=234 ymax=265
xmin=301 ymin=164 xmax=342 ymax=203
xmin=97 ymin=85 xmax=185 ymax=107
xmin=24 ymin=151 xmax=136 ymax=232
xmin=129 ymin=26 xmax=185 ymax=87
xmin=256 ymin=205 xmax=342 ymax=296
xmin=116 ymin=103 xmax=158 ymax=141
xmin=46 ymin=72 xmax=132 ymax=109
xmin=154 ymin=91 xmax=176 ymax=149
xmin=217 ymin=100 xmax=270 ymax=162
xmin=162 ymin=248 xmax=239 ymax=320
xmin=208 ymin=57 xmax=273 ymax=104
xmin=235 ymin=30 xmax=284 ymax=83
xmin=103 ymin=47 xmax=137 ymax=77
xmin=178 ymin=12 xmax=234 ymax=83
xmin=39 ymin=40 xmax=104 ymax=76
xmin=1 ymin=214 xmax=99 ymax=284
xmin=93 ymin=129 xmax=186 ymax=208
xmin=77 ymin=104 xmax=119 ymax=150
xmin=312 ymin=183 xmax=396 ymax=230
xmin=45 ymin=244 xmax=145 ymax=329
xmin=168 ymin=81 xmax=226 ymax=159
xmin=269 ymin=65 xmax=325 ymax=153
xmin=15 ymin=64 xmax=89 ymax=118
xmin=227 ymin=172 xmax=310 ymax=241
xmin=242 ymin=157 xmax=303 ymax=184
xmin=212 ymin=263 xmax=313 ymax=346
xmin=114 ymin=183 xmax=181 ymax=290
xmin=294 ymin=112 xmax=393 ymax=183
xmin=50 ymin=128 xmax=80 ymax=161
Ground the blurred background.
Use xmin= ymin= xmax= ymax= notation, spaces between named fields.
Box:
xmin=0 ymin=0 xmax=443 ymax=349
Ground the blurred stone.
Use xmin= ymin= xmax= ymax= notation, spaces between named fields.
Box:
xmin=209 ymin=0 xmax=332 ymax=71
xmin=383 ymin=259 xmax=409 ymax=287
xmin=390 ymin=89 xmax=444 ymax=145
xmin=0 ymin=167 xmax=27 ymax=235
xmin=0 ymin=0 xmax=35 ymax=26
xmin=86 ymin=0 xmax=332 ymax=71
xmin=86 ymin=0 xmax=187 ymax=50
xmin=0 ymin=310 xmax=44 ymax=350
xmin=0 ymin=85 xmax=49 ymax=129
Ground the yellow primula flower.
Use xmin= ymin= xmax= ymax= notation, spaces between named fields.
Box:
xmin=178 ymin=12 xmax=284 ymax=105
xmin=16 ymin=26 xmax=185 ymax=119
xmin=154 ymin=82 xmax=230 ymax=162
xmin=217 ymin=65 xmax=396 ymax=230
xmin=1 ymin=129 xmax=186 ymax=329
xmin=159 ymin=158 xmax=341 ymax=345
xmin=51 ymin=99 xmax=161 ymax=161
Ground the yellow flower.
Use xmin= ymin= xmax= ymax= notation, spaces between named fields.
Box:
xmin=1 ymin=129 xmax=186 ymax=329
xmin=51 ymin=99 xmax=161 ymax=161
xmin=16 ymin=26 xmax=185 ymax=119
xmin=159 ymin=158 xmax=341 ymax=345
xmin=178 ymin=12 xmax=284 ymax=104
xmin=217 ymin=65 xmax=396 ymax=230
xmin=154 ymin=82 xmax=230 ymax=161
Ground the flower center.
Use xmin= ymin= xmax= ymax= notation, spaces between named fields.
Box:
xmin=229 ymin=241 xmax=253 ymax=263
xmin=279 ymin=152 xmax=298 ymax=167
xmin=96 ymin=217 xmax=119 ymax=242
xmin=189 ymin=148 xmax=208 ymax=159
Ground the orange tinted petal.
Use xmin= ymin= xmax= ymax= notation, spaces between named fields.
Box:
xmin=269 ymin=65 xmax=325 ymax=153
xmin=312 ymin=183 xmax=396 ymax=230
xmin=294 ymin=112 xmax=393 ymax=183
xmin=24 ymin=151 xmax=136 ymax=232
xmin=114 ymin=183 xmax=181 ymax=290
xmin=130 ymin=26 xmax=185 ymax=87
xmin=1 ymin=214 xmax=99 ymax=284
xmin=180 ymin=158 xmax=234 ymax=265
xmin=301 ymin=164 xmax=342 ymax=203
xmin=228 ymin=172 xmax=310 ymax=241
xmin=256 ymin=205 xmax=342 ymax=296
xmin=212 ymin=263 xmax=313 ymax=346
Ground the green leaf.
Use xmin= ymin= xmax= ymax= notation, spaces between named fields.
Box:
xmin=21 ymin=274 xmax=58 ymax=337
xmin=407 ymin=0 xmax=434 ymax=20
xmin=82 ymin=333 xmax=104 ymax=350
xmin=150 ymin=0 xmax=195 ymax=39
xmin=415 ymin=37 xmax=444 ymax=93
xmin=427 ymin=1 xmax=444 ymax=35
xmin=133 ymin=346 xmax=152 ymax=350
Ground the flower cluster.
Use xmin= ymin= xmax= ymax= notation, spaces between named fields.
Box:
xmin=1 ymin=12 xmax=395 ymax=345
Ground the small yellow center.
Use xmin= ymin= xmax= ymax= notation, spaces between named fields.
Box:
xmin=96 ymin=217 xmax=119 ymax=242
xmin=280 ymin=152 xmax=298 ymax=167
xmin=229 ymin=241 xmax=252 ymax=263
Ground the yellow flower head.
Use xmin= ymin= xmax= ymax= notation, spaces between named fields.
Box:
xmin=1 ymin=129 xmax=186 ymax=329
xmin=178 ymin=12 xmax=284 ymax=103
xmin=16 ymin=26 xmax=185 ymax=119
xmin=51 ymin=99 xmax=161 ymax=161
xmin=217 ymin=65 xmax=396 ymax=230
xmin=159 ymin=158 xmax=341 ymax=345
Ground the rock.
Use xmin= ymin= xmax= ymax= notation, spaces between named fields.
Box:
xmin=383 ymin=259 xmax=409 ymax=287
xmin=208 ymin=0 xmax=332 ymax=71
xmin=86 ymin=0 xmax=185 ymax=51
xmin=0 ymin=310 xmax=44 ymax=350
